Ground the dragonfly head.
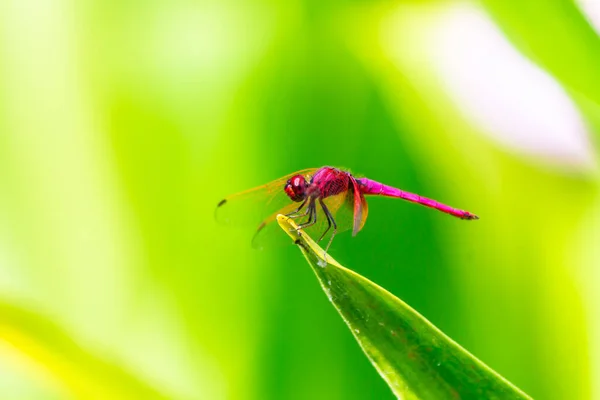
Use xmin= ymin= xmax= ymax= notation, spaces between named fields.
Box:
xmin=284 ymin=175 xmax=307 ymax=202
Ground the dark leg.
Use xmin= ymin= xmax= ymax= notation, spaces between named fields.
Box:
xmin=317 ymin=199 xmax=332 ymax=243
xmin=295 ymin=199 xmax=318 ymax=230
xmin=285 ymin=198 xmax=308 ymax=218
xmin=320 ymin=199 xmax=337 ymax=254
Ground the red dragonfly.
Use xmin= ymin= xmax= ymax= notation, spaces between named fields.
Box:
xmin=216 ymin=166 xmax=478 ymax=252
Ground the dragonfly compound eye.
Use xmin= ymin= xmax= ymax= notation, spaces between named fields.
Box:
xmin=284 ymin=175 xmax=307 ymax=202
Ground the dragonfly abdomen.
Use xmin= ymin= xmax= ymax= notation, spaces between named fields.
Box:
xmin=357 ymin=178 xmax=478 ymax=220
xmin=356 ymin=178 xmax=385 ymax=195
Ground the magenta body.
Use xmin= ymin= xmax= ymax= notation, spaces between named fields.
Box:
xmin=307 ymin=167 xmax=351 ymax=199
xmin=217 ymin=165 xmax=478 ymax=253
xmin=303 ymin=166 xmax=477 ymax=220
xmin=356 ymin=177 xmax=477 ymax=220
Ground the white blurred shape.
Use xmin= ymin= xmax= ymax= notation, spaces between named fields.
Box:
xmin=577 ymin=0 xmax=600 ymax=36
xmin=136 ymin=2 xmax=271 ymax=96
xmin=150 ymin=4 xmax=240 ymax=85
xmin=429 ymin=5 xmax=595 ymax=170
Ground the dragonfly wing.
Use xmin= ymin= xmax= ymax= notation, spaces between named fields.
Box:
xmin=350 ymin=178 xmax=369 ymax=236
xmin=215 ymin=168 xmax=318 ymax=226
xmin=251 ymin=202 xmax=300 ymax=249
xmin=296 ymin=191 xmax=355 ymax=244
xmin=215 ymin=168 xmax=319 ymax=247
xmin=356 ymin=192 xmax=368 ymax=235
xmin=252 ymin=190 xmax=350 ymax=250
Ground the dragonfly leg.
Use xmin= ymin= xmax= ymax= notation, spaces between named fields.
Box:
xmin=317 ymin=199 xmax=332 ymax=243
xmin=295 ymin=199 xmax=318 ymax=230
xmin=320 ymin=199 xmax=337 ymax=255
xmin=286 ymin=198 xmax=309 ymax=218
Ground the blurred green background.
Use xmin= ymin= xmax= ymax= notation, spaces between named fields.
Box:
xmin=1 ymin=0 xmax=599 ymax=399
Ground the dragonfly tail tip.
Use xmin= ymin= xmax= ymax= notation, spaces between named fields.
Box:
xmin=217 ymin=199 xmax=227 ymax=207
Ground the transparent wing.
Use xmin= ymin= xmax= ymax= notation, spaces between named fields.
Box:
xmin=357 ymin=193 xmax=369 ymax=233
xmin=248 ymin=189 xmax=358 ymax=250
xmin=250 ymin=201 xmax=304 ymax=249
xmin=350 ymin=178 xmax=369 ymax=236
xmin=289 ymin=191 xmax=357 ymax=247
xmin=215 ymin=168 xmax=319 ymax=246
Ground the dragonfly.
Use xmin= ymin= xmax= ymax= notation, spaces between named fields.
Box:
xmin=216 ymin=166 xmax=478 ymax=252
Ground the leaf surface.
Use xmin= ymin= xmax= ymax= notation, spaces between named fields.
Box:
xmin=277 ymin=215 xmax=530 ymax=400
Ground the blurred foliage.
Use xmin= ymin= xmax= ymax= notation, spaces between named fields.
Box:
xmin=480 ymin=0 xmax=600 ymax=107
xmin=0 ymin=0 xmax=598 ymax=399
xmin=0 ymin=302 xmax=165 ymax=399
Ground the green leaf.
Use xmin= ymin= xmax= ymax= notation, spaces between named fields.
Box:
xmin=0 ymin=301 xmax=166 ymax=399
xmin=277 ymin=215 xmax=531 ymax=400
